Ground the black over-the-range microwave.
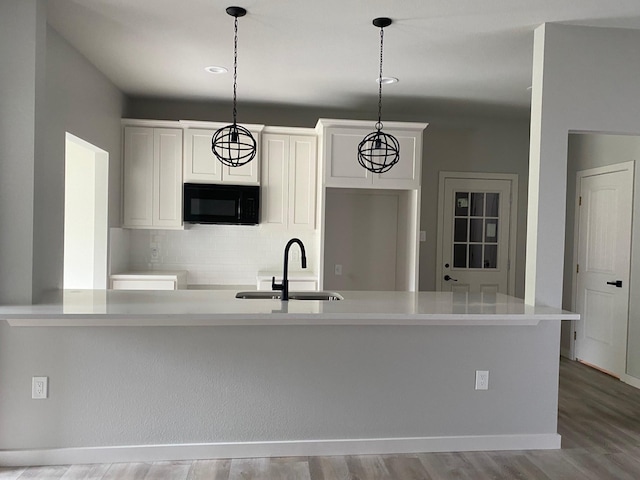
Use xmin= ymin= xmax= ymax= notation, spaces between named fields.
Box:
xmin=183 ymin=183 xmax=260 ymax=225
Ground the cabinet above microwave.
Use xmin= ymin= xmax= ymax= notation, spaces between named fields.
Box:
xmin=182 ymin=123 xmax=264 ymax=185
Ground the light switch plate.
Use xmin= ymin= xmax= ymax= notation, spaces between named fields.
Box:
xmin=420 ymin=231 xmax=426 ymax=242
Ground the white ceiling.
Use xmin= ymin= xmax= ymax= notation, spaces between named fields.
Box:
xmin=46 ymin=0 xmax=640 ymax=116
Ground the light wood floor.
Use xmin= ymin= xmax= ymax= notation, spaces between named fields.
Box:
xmin=3 ymin=358 xmax=640 ymax=479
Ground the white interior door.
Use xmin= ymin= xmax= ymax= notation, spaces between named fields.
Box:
xmin=574 ymin=162 xmax=634 ymax=377
xmin=438 ymin=175 xmax=515 ymax=294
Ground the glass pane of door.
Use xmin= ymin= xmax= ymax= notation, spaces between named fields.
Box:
xmin=452 ymin=191 xmax=500 ymax=270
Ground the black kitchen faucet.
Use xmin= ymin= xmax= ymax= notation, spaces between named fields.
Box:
xmin=272 ymin=238 xmax=307 ymax=301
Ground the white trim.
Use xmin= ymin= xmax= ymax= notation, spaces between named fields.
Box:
xmin=436 ymin=171 xmax=519 ymax=295
xmin=263 ymin=125 xmax=317 ymax=136
xmin=622 ymin=373 xmax=640 ymax=390
xmin=316 ymin=118 xmax=428 ymax=132
xmin=569 ymin=161 xmax=635 ymax=366
xmin=568 ymin=167 xmax=582 ymax=362
xmin=121 ymin=118 xmax=182 ymax=128
xmin=0 ymin=434 xmax=561 ymax=467
xmin=179 ymin=119 xmax=265 ymax=132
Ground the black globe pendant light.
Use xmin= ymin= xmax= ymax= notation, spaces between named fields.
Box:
xmin=212 ymin=6 xmax=257 ymax=167
xmin=357 ymin=17 xmax=400 ymax=174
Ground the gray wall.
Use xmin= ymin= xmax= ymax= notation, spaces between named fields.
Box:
xmin=127 ymin=99 xmax=531 ymax=297
xmin=0 ymin=0 xmax=45 ymax=304
xmin=528 ymin=23 xmax=640 ymax=309
xmin=420 ymin=122 xmax=529 ymax=296
xmin=528 ymin=23 xmax=640 ymax=376
xmin=0 ymin=320 xmax=561 ymax=450
xmin=564 ymin=134 xmax=640 ymax=378
xmin=0 ymin=3 xmax=124 ymax=303
xmin=35 ymin=27 xmax=125 ymax=295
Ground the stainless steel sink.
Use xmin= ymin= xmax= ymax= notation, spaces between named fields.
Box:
xmin=288 ymin=291 xmax=343 ymax=301
xmin=235 ymin=290 xmax=343 ymax=301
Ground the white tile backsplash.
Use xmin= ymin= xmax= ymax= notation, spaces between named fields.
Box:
xmin=127 ymin=226 xmax=319 ymax=285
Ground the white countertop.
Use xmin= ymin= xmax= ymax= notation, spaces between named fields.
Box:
xmin=0 ymin=290 xmax=578 ymax=327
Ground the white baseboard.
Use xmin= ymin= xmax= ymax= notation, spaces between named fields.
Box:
xmin=621 ymin=373 xmax=640 ymax=390
xmin=0 ymin=434 xmax=561 ymax=467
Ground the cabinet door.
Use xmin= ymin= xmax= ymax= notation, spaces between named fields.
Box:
xmin=222 ymin=159 xmax=259 ymax=184
xmin=324 ymin=127 xmax=372 ymax=188
xmin=183 ymin=128 xmax=222 ymax=183
xmin=373 ymin=129 xmax=422 ymax=189
xmin=261 ymin=134 xmax=289 ymax=226
xmin=111 ymin=279 xmax=176 ymax=290
xmin=123 ymin=127 xmax=154 ymax=227
xmin=289 ymin=135 xmax=317 ymax=229
xmin=222 ymin=126 xmax=261 ymax=184
xmin=185 ymin=127 xmax=259 ymax=184
xmin=153 ymin=128 xmax=183 ymax=228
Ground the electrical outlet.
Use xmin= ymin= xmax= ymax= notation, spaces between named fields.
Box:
xmin=334 ymin=264 xmax=342 ymax=276
xmin=291 ymin=250 xmax=300 ymax=262
xmin=150 ymin=247 xmax=159 ymax=259
xmin=32 ymin=376 xmax=48 ymax=399
xmin=475 ymin=370 xmax=489 ymax=390
xmin=420 ymin=230 xmax=426 ymax=242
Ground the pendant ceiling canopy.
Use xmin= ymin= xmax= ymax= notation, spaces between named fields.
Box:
xmin=211 ymin=6 xmax=257 ymax=168
xmin=357 ymin=17 xmax=400 ymax=174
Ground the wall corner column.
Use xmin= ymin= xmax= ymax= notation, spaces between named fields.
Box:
xmin=0 ymin=0 xmax=47 ymax=304
xmin=525 ymin=23 xmax=568 ymax=309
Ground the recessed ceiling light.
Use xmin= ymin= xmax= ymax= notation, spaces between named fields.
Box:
xmin=205 ymin=65 xmax=228 ymax=74
xmin=377 ymin=76 xmax=399 ymax=85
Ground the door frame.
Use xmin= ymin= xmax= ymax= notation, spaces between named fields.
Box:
xmin=436 ymin=171 xmax=519 ymax=294
xmin=63 ymin=132 xmax=109 ymax=290
xmin=569 ymin=160 xmax=635 ymax=366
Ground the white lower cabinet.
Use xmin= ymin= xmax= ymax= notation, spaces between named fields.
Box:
xmin=316 ymin=119 xmax=427 ymax=190
xmin=110 ymin=271 xmax=188 ymax=290
xmin=261 ymin=131 xmax=317 ymax=229
xmin=123 ymin=125 xmax=183 ymax=229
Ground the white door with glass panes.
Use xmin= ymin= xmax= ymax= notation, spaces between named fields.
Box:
xmin=438 ymin=175 xmax=516 ymax=294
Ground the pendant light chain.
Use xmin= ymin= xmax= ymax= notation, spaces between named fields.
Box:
xmin=232 ymin=15 xmax=238 ymax=125
xmin=377 ymin=26 xmax=384 ymax=130
xmin=211 ymin=6 xmax=257 ymax=168
xmin=357 ymin=16 xmax=399 ymax=174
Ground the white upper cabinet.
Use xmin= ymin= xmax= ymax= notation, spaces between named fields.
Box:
xmin=317 ymin=119 xmax=428 ymax=190
xmin=261 ymin=129 xmax=317 ymax=230
xmin=123 ymin=124 xmax=183 ymax=229
xmin=183 ymin=128 xmax=222 ymax=182
xmin=123 ymin=127 xmax=154 ymax=227
xmin=182 ymin=122 xmax=264 ymax=185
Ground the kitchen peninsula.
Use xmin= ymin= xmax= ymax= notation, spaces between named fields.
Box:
xmin=0 ymin=290 xmax=577 ymax=467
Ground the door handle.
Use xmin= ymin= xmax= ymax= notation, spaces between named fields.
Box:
xmin=606 ymin=280 xmax=623 ymax=288
xmin=444 ymin=275 xmax=458 ymax=282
